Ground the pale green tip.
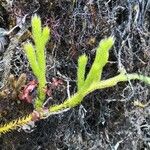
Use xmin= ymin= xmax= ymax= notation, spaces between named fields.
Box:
xmin=32 ymin=14 xmax=41 ymax=27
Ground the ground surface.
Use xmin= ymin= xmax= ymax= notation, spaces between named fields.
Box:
xmin=0 ymin=0 xmax=150 ymax=150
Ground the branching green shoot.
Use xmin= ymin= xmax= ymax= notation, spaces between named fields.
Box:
xmin=24 ymin=15 xmax=50 ymax=109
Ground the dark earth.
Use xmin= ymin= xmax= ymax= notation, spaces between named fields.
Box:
xmin=0 ymin=0 xmax=150 ymax=150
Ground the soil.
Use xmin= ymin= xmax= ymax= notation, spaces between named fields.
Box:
xmin=0 ymin=0 xmax=150 ymax=150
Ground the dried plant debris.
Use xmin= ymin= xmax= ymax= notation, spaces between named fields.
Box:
xmin=0 ymin=0 xmax=150 ymax=150
xmin=0 ymin=74 xmax=26 ymax=100
xmin=8 ymin=73 xmax=27 ymax=99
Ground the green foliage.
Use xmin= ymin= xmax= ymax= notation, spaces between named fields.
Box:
xmin=77 ymin=54 xmax=88 ymax=90
xmin=81 ymin=37 xmax=114 ymax=89
xmin=48 ymin=37 xmax=150 ymax=113
xmin=24 ymin=15 xmax=50 ymax=108
xmin=24 ymin=16 xmax=150 ymax=113
xmin=49 ymin=37 xmax=115 ymax=112
xmin=1 ymin=15 xmax=150 ymax=134
xmin=23 ymin=15 xmax=150 ymax=114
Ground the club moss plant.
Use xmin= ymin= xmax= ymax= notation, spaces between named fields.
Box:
xmin=24 ymin=15 xmax=50 ymax=109
xmin=0 ymin=15 xmax=150 ymax=135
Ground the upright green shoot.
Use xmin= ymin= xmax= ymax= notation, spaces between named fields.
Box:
xmin=82 ymin=37 xmax=114 ymax=89
xmin=77 ymin=54 xmax=88 ymax=90
xmin=24 ymin=15 xmax=50 ymax=109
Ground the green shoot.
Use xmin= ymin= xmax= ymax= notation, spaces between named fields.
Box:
xmin=82 ymin=37 xmax=114 ymax=89
xmin=48 ymin=37 xmax=150 ymax=113
xmin=24 ymin=15 xmax=50 ymax=109
xmin=77 ymin=54 xmax=88 ymax=90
